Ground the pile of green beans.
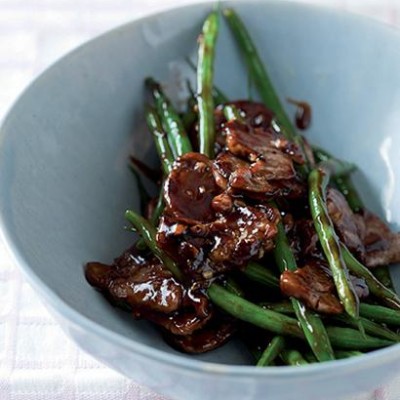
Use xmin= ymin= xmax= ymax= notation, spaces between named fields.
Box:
xmin=123 ymin=7 xmax=399 ymax=367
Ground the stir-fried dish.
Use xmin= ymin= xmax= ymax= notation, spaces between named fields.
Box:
xmin=85 ymin=8 xmax=400 ymax=366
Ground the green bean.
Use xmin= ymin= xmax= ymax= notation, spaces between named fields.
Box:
xmin=303 ymin=352 xmax=318 ymax=363
xmin=341 ymin=246 xmax=400 ymax=310
xmin=145 ymin=78 xmax=192 ymax=158
xmin=256 ymin=336 xmax=286 ymax=367
xmin=308 ymin=162 xmax=359 ymax=318
xmin=197 ymin=11 xmax=219 ymax=157
xmin=224 ymin=276 xmax=245 ymax=297
xmin=264 ymin=300 xmax=400 ymax=328
xmin=261 ymin=301 xmax=294 ymax=315
xmin=211 ymin=290 xmax=385 ymax=358
xmin=207 ymin=284 xmax=303 ymax=338
xmin=359 ymin=303 xmax=400 ymax=326
xmin=326 ymin=327 xmax=392 ymax=349
xmin=242 ymin=261 xmax=279 ymax=289
xmin=335 ymin=351 xmax=363 ymax=360
xmin=273 ymin=222 xmax=335 ymax=362
xmin=313 ymin=147 xmax=363 ymax=212
xmin=125 ymin=210 xmax=183 ymax=281
xmin=280 ymin=349 xmax=308 ymax=366
xmin=332 ymin=314 xmax=400 ymax=342
xmin=185 ymin=57 xmax=228 ymax=105
xmin=373 ymin=266 xmax=394 ymax=290
xmin=145 ymin=107 xmax=174 ymax=175
xmin=223 ymin=104 xmax=243 ymax=121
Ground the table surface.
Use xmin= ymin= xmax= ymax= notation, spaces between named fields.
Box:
xmin=1 ymin=1 xmax=400 ymax=399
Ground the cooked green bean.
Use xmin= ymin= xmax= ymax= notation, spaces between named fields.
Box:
xmin=309 ymin=161 xmax=359 ymax=318
xmin=223 ymin=104 xmax=243 ymax=121
xmin=326 ymin=327 xmax=393 ymax=350
xmin=243 ymin=261 xmax=279 ymax=289
xmin=341 ymin=246 xmax=400 ymax=310
xmin=145 ymin=107 xmax=174 ymax=175
xmin=145 ymin=78 xmax=192 ymax=158
xmin=373 ymin=266 xmax=394 ymax=290
xmin=257 ymin=336 xmax=286 ymax=367
xmin=313 ymin=147 xmax=363 ymax=212
xmin=224 ymin=276 xmax=245 ymax=297
xmin=186 ymin=57 xmax=228 ymax=105
xmin=208 ymin=284 xmax=303 ymax=338
xmin=280 ymin=349 xmax=308 ymax=366
xmin=197 ymin=11 xmax=219 ymax=157
xmin=263 ymin=300 xmax=400 ymax=328
xmin=332 ymin=314 xmax=400 ymax=342
xmin=359 ymin=303 xmax=400 ymax=326
xmin=335 ymin=351 xmax=363 ymax=360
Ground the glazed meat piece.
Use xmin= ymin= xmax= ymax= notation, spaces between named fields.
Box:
xmin=157 ymin=202 xmax=280 ymax=279
xmin=290 ymin=219 xmax=322 ymax=260
xmin=213 ymin=152 xmax=305 ymax=199
xmin=326 ymin=188 xmax=365 ymax=259
xmin=145 ymin=290 xmax=213 ymax=336
xmin=86 ymin=252 xmax=214 ymax=336
xmin=85 ymin=257 xmax=184 ymax=314
xmin=280 ymin=260 xmax=344 ymax=314
xmin=164 ymin=315 xmax=236 ymax=354
xmin=214 ymin=100 xmax=276 ymax=153
xmin=191 ymin=203 xmax=279 ymax=266
xmin=358 ymin=210 xmax=400 ymax=268
xmin=221 ymin=100 xmax=275 ymax=130
xmin=164 ymin=152 xmax=220 ymax=225
xmin=225 ymin=120 xmax=304 ymax=165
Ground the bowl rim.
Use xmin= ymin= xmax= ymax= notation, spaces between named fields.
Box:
xmin=1 ymin=0 xmax=400 ymax=379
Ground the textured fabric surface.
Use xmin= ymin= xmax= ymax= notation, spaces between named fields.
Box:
xmin=1 ymin=1 xmax=400 ymax=399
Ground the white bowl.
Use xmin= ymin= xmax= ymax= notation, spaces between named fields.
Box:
xmin=1 ymin=2 xmax=400 ymax=399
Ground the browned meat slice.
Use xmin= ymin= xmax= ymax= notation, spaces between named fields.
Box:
xmin=290 ymin=219 xmax=322 ymax=260
xmin=192 ymin=204 xmax=279 ymax=266
xmin=85 ymin=258 xmax=184 ymax=314
xmin=214 ymin=100 xmax=275 ymax=146
xmin=157 ymin=202 xmax=279 ymax=280
xmin=213 ymin=152 xmax=305 ymax=199
xmin=326 ymin=188 xmax=365 ymax=259
xmin=86 ymin=252 xmax=214 ymax=336
xmin=157 ymin=215 xmax=216 ymax=279
xmin=227 ymin=100 xmax=274 ymax=130
xmin=357 ymin=210 xmax=400 ymax=268
xmin=143 ymin=289 xmax=213 ymax=336
xmin=164 ymin=316 xmax=236 ymax=354
xmin=280 ymin=261 xmax=344 ymax=314
xmin=225 ymin=120 xmax=304 ymax=165
xmin=286 ymin=98 xmax=312 ymax=131
xmin=164 ymin=152 xmax=220 ymax=225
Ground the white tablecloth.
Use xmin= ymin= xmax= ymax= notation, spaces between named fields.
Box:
xmin=1 ymin=1 xmax=400 ymax=399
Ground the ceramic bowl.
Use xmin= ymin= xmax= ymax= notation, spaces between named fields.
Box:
xmin=1 ymin=1 xmax=400 ymax=399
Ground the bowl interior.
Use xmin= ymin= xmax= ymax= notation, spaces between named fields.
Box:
xmin=1 ymin=0 xmax=400 ymax=366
